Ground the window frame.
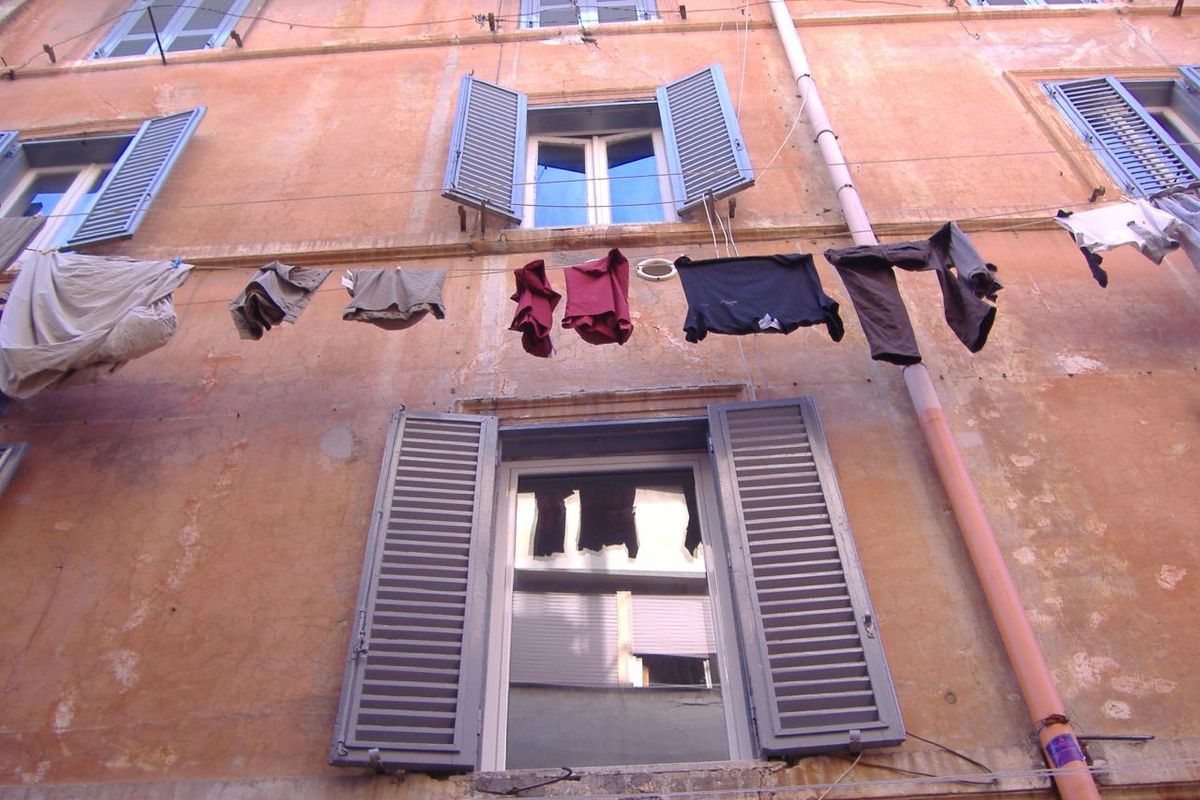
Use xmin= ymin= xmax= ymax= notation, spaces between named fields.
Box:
xmin=521 ymin=128 xmax=677 ymax=228
xmin=0 ymin=163 xmax=114 ymax=250
xmin=521 ymin=0 xmax=659 ymax=28
xmin=965 ymin=0 xmax=1099 ymax=6
xmin=93 ymin=0 xmax=253 ymax=59
xmin=481 ymin=451 xmax=756 ymax=771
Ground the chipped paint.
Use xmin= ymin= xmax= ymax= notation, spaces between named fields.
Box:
xmin=1111 ymin=675 xmax=1177 ymax=696
xmin=16 ymin=760 xmax=50 ymax=784
xmin=103 ymin=649 xmax=141 ymax=692
xmin=1009 ymin=454 xmax=1037 ymax=468
xmin=1103 ymin=700 xmax=1133 ymax=720
xmin=1056 ymin=353 xmax=1106 ymax=374
xmin=1070 ymin=652 xmax=1120 ymax=688
xmin=1157 ymin=565 xmax=1187 ymax=591
xmin=1012 ymin=546 xmax=1037 ymax=565
xmin=52 ymin=690 xmax=77 ymax=734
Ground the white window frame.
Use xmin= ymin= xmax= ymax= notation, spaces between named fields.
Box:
xmin=480 ymin=452 xmax=755 ymax=771
xmin=0 ymin=163 xmax=113 ymax=251
xmin=522 ymin=0 xmax=659 ymax=28
xmin=521 ymin=129 xmax=677 ymax=229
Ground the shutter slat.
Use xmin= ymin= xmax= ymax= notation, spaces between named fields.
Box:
xmin=66 ymin=108 xmax=205 ymax=247
xmin=710 ymin=398 xmax=904 ymax=756
xmin=442 ymin=76 xmax=526 ymax=222
xmin=657 ymin=64 xmax=755 ymax=213
xmin=331 ymin=411 xmax=497 ymax=771
xmin=1049 ymin=77 xmax=1200 ymax=196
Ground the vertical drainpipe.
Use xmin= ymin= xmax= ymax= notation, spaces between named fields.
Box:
xmin=764 ymin=2 xmax=1101 ymax=798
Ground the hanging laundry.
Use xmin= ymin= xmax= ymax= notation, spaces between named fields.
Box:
xmin=342 ymin=268 xmax=446 ymax=330
xmin=824 ymin=223 xmax=1000 ymax=365
xmin=673 ymin=253 xmax=844 ymax=343
xmin=510 ymin=259 xmax=561 ymax=358
xmin=561 ymin=248 xmax=632 ymax=345
xmin=0 ymin=251 xmax=192 ymax=398
xmin=1150 ymin=188 xmax=1200 ymax=274
xmin=0 ymin=216 xmax=45 ymax=273
xmin=229 ymin=261 xmax=331 ymax=340
xmin=1054 ymin=200 xmax=1184 ymax=287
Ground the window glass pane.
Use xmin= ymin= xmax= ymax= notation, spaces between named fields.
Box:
xmin=597 ymin=1 xmax=642 ymax=22
xmin=534 ymin=142 xmax=589 ymax=228
xmin=607 ymin=135 xmax=663 ymax=224
xmin=12 ymin=173 xmax=77 ymax=218
xmin=506 ymin=470 xmax=729 ymax=769
xmin=128 ymin=1 xmax=182 ymax=35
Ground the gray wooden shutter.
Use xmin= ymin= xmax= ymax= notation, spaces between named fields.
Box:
xmin=522 ymin=0 xmax=581 ymax=26
xmin=330 ymin=411 xmax=498 ymax=771
xmin=95 ymin=1 xmax=181 ymax=58
xmin=66 ymin=107 xmax=206 ymax=248
xmin=0 ymin=442 xmax=29 ymax=498
xmin=1183 ymin=65 xmax=1200 ymax=93
xmin=709 ymin=398 xmax=904 ymax=756
xmin=657 ymin=64 xmax=755 ymax=214
xmin=164 ymin=0 xmax=252 ymax=52
xmin=442 ymin=76 xmax=527 ymax=223
xmin=1048 ymin=77 xmax=1200 ymax=196
xmin=0 ymin=131 xmax=20 ymax=188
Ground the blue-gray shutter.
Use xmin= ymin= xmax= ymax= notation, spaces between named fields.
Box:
xmin=657 ymin=64 xmax=755 ymax=214
xmin=0 ymin=131 xmax=20 ymax=187
xmin=65 ymin=107 xmax=205 ymax=248
xmin=521 ymin=0 xmax=580 ymax=26
xmin=1183 ymin=66 xmax=1200 ymax=93
xmin=1048 ymin=77 xmax=1200 ymax=196
xmin=330 ymin=411 xmax=498 ymax=771
xmin=0 ymin=442 xmax=29 ymax=498
xmin=94 ymin=1 xmax=179 ymax=58
xmin=442 ymin=76 xmax=527 ymax=223
xmin=709 ymin=398 xmax=904 ymax=756
xmin=164 ymin=0 xmax=252 ymax=52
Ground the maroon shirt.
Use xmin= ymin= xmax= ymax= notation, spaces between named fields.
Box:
xmin=561 ymin=248 xmax=633 ymax=346
xmin=510 ymin=259 xmax=561 ymax=358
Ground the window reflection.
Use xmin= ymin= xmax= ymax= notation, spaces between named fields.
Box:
xmin=534 ymin=142 xmax=589 ymax=228
xmin=607 ymin=135 xmax=664 ymax=224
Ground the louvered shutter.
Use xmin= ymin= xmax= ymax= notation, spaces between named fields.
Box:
xmin=330 ymin=411 xmax=498 ymax=771
xmin=0 ymin=131 xmax=20 ymax=188
xmin=94 ymin=1 xmax=181 ymax=58
xmin=165 ymin=0 xmax=252 ymax=52
xmin=0 ymin=442 xmax=29 ymax=497
xmin=709 ymin=398 xmax=904 ymax=756
xmin=66 ymin=107 xmax=205 ymax=248
xmin=657 ymin=64 xmax=755 ymax=214
xmin=442 ymin=76 xmax=527 ymax=223
xmin=1183 ymin=66 xmax=1200 ymax=93
xmin=1048 ymin=77 xmax=1200 ymax=196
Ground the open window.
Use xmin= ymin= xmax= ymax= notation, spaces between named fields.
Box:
xmin=0 ymin=108 xmax=205 ymax=252
xmin=442 ymin=64 xmax=754 ymax=227
xmin=1046 ymin=76 xmax=1200 ymax=196
xmin=329 ymin=399 xmax=904 ymax=772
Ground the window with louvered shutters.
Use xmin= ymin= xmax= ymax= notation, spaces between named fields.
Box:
xmin=1048 ymin=77 xmax=1200 ymax=196
xmin=94 ymin=0 xmax=251 ymax=58
xmin=442 ymin=76 xmax=527 ymax=223
xmin=657 ymin=64 xmax=755 ymax=214
xmin=65 ymin=108 xmax=206 ymax=248
xmin=708 ymin=398 xmax=904 ymax=756
xmin=330 ymin=412 xmax=498 ymax=771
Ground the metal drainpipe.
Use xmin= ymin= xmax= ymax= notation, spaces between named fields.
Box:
xmin=765 ymin=2 xmax=1101 ymax=797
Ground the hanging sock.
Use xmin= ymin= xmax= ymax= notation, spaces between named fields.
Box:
xmin=510 ymin=259 xmax=561 ymax=358
xmin=1054 ymin=201 xmax=1184 ymax=287
xmin=673 ymin=252 xmax=844 ymax=343
xmin=824 ymin=223 xmax=1000 ymax=365
xmin=0 ymin=252 xmax=192 ymax=398
xmin=230 ymin=261 xmax=331 ymax=340
xmin=562 ymin=248 xmax=633 ymax=345
xmin=342 ymin=268 xmax=446 ymax=330
xmin=1150 ymin=188 xmax=1200 ymax=274
xmin=0 ymin=216 xmax=46 ymax=273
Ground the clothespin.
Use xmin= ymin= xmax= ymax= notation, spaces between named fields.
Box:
xmin=171 ymin=256 xmax=183 ymax=268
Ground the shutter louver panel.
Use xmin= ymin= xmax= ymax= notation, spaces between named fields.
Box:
xmin=66 ymin=108 xmax=206 ymax=248
xmin=442 ymin=76 xmax=527 ymax=223
xmin=709 ymin=398 xmax=904 ymax=756
xmin=0 ymin=132 xmax=18 ymax=160
xmin=0 ymin=131 xmax=20 ymax=189
xmin=1182 ymin=66 xmax=1200 ymax=94
xmin=331 ymin=412 xmax=498 ymax=771
xmin=657 ymin=64 xmax=755 ymax=214
xmin=1049 ymin=77 xmax=1200 ymax=196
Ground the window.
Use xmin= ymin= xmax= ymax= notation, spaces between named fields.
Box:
xmin=94 ymin=0 xmax=252 ymax=58
xmin=966 ymin=0 xmax=1098 ymax=6
xmin=0 ymin=442 xmax=28 ymax=498
xmin=520 ymin=0 xmax=658 ymax=27
xmin=329 ymin=399 xmax=904 ymax=772
xmin=0 ymin=109 xmax=205 ymax=251
xmin=1046 ymin=75 xmax=1200 ymax=196
xmin=442 ymin=64 xmax=755 ymax=228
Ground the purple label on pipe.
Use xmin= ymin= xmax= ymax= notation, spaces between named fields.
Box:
xmin=1046 ymin=734 xmax=1086 ymax=767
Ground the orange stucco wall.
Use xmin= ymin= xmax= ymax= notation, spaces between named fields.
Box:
xmin=0 ymin=1 xmax=1198 ymax=797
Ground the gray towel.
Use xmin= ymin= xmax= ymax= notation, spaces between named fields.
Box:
xmin=342 ymin=269 xmax=446 ymax=331
xmin=230 ymin=261 xmax=331 ymax=340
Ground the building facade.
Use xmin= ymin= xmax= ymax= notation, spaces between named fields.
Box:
xmin=0 ymin=0 xmax=1198 ymax=797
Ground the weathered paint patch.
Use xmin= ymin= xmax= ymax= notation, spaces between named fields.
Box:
xmin=1103 ymin=700 xmax=1132 ymax=720
xmin=16 ymin=761 xmax=50 ymax=784
xmin=1111 ymin=675 xmax=1177 ymax=696
xmin=1089 ymin=612 xmax=1104 ymax=629
xmin=52 ymin=689 xmax=77 ymax=733
xmin=1012 ymin=546 xmax=1037 ymax=565
xmin=1009 ymin=454 xmax=1037 ymax=468
xmin=103 ymin=649 xmax=140 ymax=692
xmin=1157 ymin=565 xmax=1187 ymax=590
xmin=1071 ymin=652 xmax=1120 ymax=688
xmin=1056 ymin=353 xmax=1106 ymax=374
xmin=320 ymin=425 xmax=355 ymax=461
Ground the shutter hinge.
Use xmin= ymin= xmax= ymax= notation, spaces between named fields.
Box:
xmin=354 ymin=610 xmax=369 ymax=658
xmin=863 ymin=612 xmax=876 ymax=639
xmin=336 ymin=740 xmax=349 ymax=757
xmin=706 ymin=435 xmax=714 ymax=454
xmin=848 ymin=729 xmax=863 ymax=753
